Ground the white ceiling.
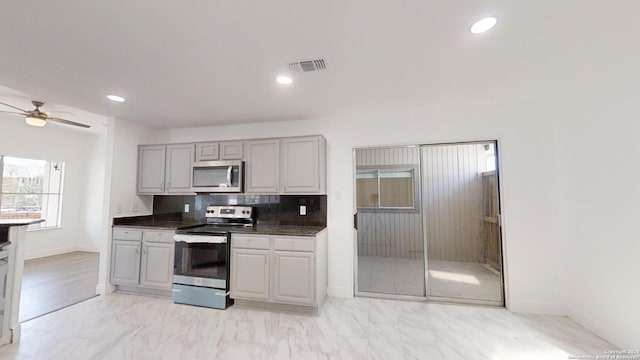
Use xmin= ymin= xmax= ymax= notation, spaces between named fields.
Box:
xmin=1 ymin=1 xmax=639 ymax=129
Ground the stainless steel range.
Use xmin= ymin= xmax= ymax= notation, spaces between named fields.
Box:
xmin=172 ymin=205 xmax=254 ymax=309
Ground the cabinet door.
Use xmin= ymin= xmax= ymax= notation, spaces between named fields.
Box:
xmin=281 ymin=137 xmax=320 ymax=193
xmin=166 ymin=144 xmax=194 ymax=193
xmin=230 ymin=248 xmax=269 ymax=300
xmin=220 ymin=141 xmax=244 ymax=160
xmin=272 ymin=251 xmax=315 ymax=305
xmin=195 ymin=142 xmax=219 ymax=161
xmin=111 ymin=240 xmax=141 ymax=285
xmin=245 ymin=140 xmax=280 ymax=193
xmin=140 ymin=242 xmax=174 ymax=289
xmin=137 ymin=145 xmax=166 ymax=194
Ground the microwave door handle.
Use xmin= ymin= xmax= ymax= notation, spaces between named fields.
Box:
xmin=226 ymin=165 xmax=233 ymax=187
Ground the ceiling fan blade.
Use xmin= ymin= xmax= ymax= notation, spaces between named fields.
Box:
xmin=0 ymin=100 xmax=29 ymax=113
xmin=47 ymin=117 xmax=91 ymax=128
xmin=0 ymin=110 xmax=27 ymax=116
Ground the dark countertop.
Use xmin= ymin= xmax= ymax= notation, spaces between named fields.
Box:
xmin=0 ymin=219 xmax=45 ymax=227
xmin=113 ymin=217 xmax=326 ymax=236
xmin=223 ymin=224 xmax=325 ymax=237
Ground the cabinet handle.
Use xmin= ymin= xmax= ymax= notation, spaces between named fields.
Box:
xmin=2 ymin=274 xmax=7 ymax=298
xmin=161 ymin=181 xmax=164 ymax=191
xmin=143 ymin=245 xmax=148 ymax=255
xmin=136 ymin=245 xmax=140 ymax=254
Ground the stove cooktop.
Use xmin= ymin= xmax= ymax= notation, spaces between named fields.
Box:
xmin=175 ymin=223 xmax=254 ymax=235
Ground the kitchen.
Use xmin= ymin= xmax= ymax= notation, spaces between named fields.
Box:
xmin=111 ymin=136 xmax=328 ymax=314
xmin=0 ymin=1 xmax=639 ymax=358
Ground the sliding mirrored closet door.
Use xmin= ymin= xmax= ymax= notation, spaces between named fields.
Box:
xmin=421 ymin=142 xmax=504 ymax=305
xmin=354 ymin=146 xmax=425 ymax=298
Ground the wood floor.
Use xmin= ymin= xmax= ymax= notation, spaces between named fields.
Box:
xmin=19 ymin=251 xmax=99 ymax=322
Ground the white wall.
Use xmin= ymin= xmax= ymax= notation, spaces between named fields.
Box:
xmin=97 ymin=117 xmax=159 ymax=293
xmin=156 ymin=99 xmax=563 ymax=307
xmin=555 ymin=94 xmax=640 ymax=348
xmin=0 ymin=115 xmax=105 ymax=259
xmin=108 ymin=118 xmax=159 ymax=219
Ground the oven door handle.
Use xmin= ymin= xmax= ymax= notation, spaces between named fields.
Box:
xmin=174 ymin=234 xmax=228 ymax=244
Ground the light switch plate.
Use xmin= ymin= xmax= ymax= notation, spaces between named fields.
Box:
xmin=184 ymin=204 xmax=190 ymax=213
xmin=299 ymin=205 xmax=307 ymax=216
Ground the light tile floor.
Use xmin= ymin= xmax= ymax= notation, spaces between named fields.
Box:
xmin=0 ymin=293 xmax=616 ymax=359
xmin=428 ymin=260 xmax=502 ymax=302
xmin=358 ymin=257 xmax=502 ymax=302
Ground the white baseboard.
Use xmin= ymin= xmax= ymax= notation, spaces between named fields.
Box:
xmin=25 ymin=246 xmax=78 ymax=260
xmin=74 ymin=246 xmax=100 ymax=253
xmin=327 ymin=286 xmax=354 ymax=298
xmin=507 ymin=299 xmax=567 ymax=316
xmin=25 ymin=246 xmax=100 ymax=260
xmin=568 ymin=306 xmax=636 ymax=349
xmin=96 ymin=283 xmax=115 ymax=295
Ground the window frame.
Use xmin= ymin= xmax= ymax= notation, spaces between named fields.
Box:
xmin=0 ymin=155 xmax=65 ymax=230
xmin=356 ymin=164 xmax=420 ymax=213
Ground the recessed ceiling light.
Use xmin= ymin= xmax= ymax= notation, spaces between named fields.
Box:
xmin=470 ymin=17 xmax=497 ymax=34
xmin=106 ymin=94 xmax=126 ymax=103
xmin=276 ymin=75 xmax=293 ymax=85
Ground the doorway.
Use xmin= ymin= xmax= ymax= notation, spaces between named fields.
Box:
xmin=354 ymin=141 xmax=504 ymax=305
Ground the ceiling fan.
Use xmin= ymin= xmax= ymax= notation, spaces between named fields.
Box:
xmin=0 ymin=100 xmax=90 ymax=128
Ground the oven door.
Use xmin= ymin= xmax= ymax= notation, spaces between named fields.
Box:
xmin=173 ymin=234 xmax=229 ymax=289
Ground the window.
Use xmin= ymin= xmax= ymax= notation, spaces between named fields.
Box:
xmin=0 ymin=156 xmax=65 ymax=229
xmin=356 ymin=167 xmax=417 ymax=210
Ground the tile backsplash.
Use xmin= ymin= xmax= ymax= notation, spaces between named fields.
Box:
xmin=153 ymin=194 xmax=327 ymax=226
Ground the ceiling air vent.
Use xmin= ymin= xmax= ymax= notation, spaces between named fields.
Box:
xmin=289 ymin=59 xmax=327 ymax=73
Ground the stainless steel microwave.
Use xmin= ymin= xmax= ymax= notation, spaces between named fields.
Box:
xmin=191 ymin=160 xmax=243 ymax=193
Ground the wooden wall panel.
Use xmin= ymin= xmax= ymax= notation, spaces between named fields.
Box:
xmin=356 ymin=146 xmax=423 ymax=259
xmin=421 ymin=144 xmax=484 ymax=262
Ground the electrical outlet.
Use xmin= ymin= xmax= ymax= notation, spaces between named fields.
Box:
xmin=184 ymin=204 xmax=190 ymax=213
xmin=116 ymin=204 xmax=123 ymax=214
xmin=299 ymin=205 xmax=307 ymax=216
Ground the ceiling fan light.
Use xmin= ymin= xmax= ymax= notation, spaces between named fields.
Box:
xmin=25 ymin=116 xmax=47 ymax=127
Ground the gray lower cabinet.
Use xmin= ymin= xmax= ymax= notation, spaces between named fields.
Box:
xmin=111 ymin=228 xmax=174 ymax=292
xmin=230 ymin=231 xmax=327 ymax=312
xmin=272 ymin=251 xmax=315 ymax=304
xmin=230 ymin=248 xmax=270 ymax=300
xmin=111 ymin=240 xmax=141 ymax=285
xmin=140 ymin=242 xmax=174 ymax=288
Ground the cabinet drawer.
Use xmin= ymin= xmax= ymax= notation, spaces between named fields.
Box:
xmin=273 ymin=237 xmax=314 ymax=252
xmin=113 ymin=228 xmax=142 ymax=241
xmin=232 ymin=235 xmax=270 ymax=249
xmin=143 ymin=231 xmax=175 ymax=243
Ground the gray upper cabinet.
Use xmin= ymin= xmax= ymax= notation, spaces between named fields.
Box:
xmin=245 ymin=139 xmax=280 ymax=193
xmin=245 ymin=136 xmax=326 ymax=194
xmin=138 ymin=144 xmax=194 ymax=195
xmin=195 ymin=142 xmax=219 ymax=161
xmin=137 ymin=145 xmax=166 ymax=194
xmin=195 ymin=141 xmax=244 ymax=161
xmin=281 ymin=136 xmax=323 ymax=193
xmin=166 ymin=144 xmax=193 ymax=192
xmin=220 ymin=141 xmax=244 ymax=160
